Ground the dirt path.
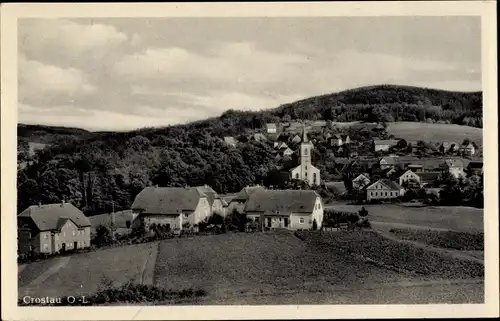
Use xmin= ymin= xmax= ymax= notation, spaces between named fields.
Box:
xmin=373 ymin=228 xmax=484 ymax=265
xmin=140 ymin=242 xmax=159 ymax=285
xmin=20 ymin=256 xmax=72 ymax=296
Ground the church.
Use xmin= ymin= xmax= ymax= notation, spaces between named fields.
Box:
xmin=289 ymin=126 xmax=321 ymax=186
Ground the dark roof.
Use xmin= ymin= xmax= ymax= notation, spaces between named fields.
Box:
xmin=467 ymin=161 xmax=483 ymax=169
xmin=417 ymin=171 xmax=441 ymax=184
xmin=132 ymin=186 xmax=205 ymax=215
xmin=232 ymin=185 xmax=266 ymax=201
xmin=194 ymin=185 xmax=219 ymax=206
xmin=368 ymin=179 xmax=403 ymax=190
xmin=18 ymin=202 xmax=91 ymax=232
xmin=380 ymin=156 xmax=397 ymax=165
xmin=244 ymin=189 xmax=320 ymax=214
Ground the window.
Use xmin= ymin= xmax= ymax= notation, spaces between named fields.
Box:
xmin=304 ymin=148 xmax=308 ymax=156
xmin=43 ymin=244 xmax=48 ymax=251
xmin=183 ymin=213 xmax=188 ymax=218
xmin=44 ymin=234 xmax=48 ymax=239
xmin=299 ymin=217 xmax=305 ymax=224
xmin=305 ymin=165 xmax=308 ymax=170
xmin=55 ymin=234 xmax=58 ymax=240
xmin=295 ymin=173 xmax=299 ymax=179
xmin=72 ymin=230 xmax=76 ymax=236
xmin=305 ymin=172 xmax=308 ymax=177
xmin=313 ymin=173 xmax=317 ymax=185
xmin=82 ymin=230 xmax=85 ymax=235
xmin=63 ymin=232 xmax=66 ymax=237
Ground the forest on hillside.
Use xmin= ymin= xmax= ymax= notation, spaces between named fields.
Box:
xmin=270 ymin=85 xmax=483 ymax=127
xmin=17 ymin=85 xmax=483 ymax=215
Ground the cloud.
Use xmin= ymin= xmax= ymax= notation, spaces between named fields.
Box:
xmin=19 ymin=56 xmax=96 ymax=106
xmin=114 ymin=42 xmax=308 ymax=84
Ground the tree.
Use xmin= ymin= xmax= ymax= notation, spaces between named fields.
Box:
xmin=94 ymin=225 xmax=112 ymax=246
xmin=312 ymin=219 xmax=318 ymax=230
xmin=358 ymin=207 xmax=369 ymax=217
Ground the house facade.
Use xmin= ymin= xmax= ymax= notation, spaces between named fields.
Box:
xmin=195 ymin=185 xmax=226 ymax=216
xmin=366 ymin=179 xmax=405 ymax=201
xmin=17 ymin=202 xmax=91 ymax=255
xmin=460 ymin=143 xmax=476 ymax=156
xmin=266 ymin=123 xmax=277 ymax=134
xmin=244 ymin=189 xmax=324 ymax=230
xmin=131 ymin=186 xmax=212 ymax=231
xmin=290 ymin=125 xmax=321 ymax=186
xmin=398 ymin=169 xmax=421 ymax=187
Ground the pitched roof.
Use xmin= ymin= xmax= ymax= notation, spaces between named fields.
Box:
xmin=353 ymin=173 xmax=370 ymax=181
xmin=88 ymin=210 xmax=136 ymax=229
xmin=467 ymin=161 xmax=483 ymax=169
xmin=18 ymin=202 xmax=91 ymax=232
xmin=380 ymin=156 xmax=397 ymax=165
xmin=417 ymin=171 xmax=441 ymax=184
xmin=244 ymin=189 xmax=320 ymax=214
xmin=194 ymin=185 xmax=219 ymax=206
xmin=368 ymin=179 xmax=403 ymax=190
xmin=132 ymin=186 xmax=205 ymax=215
xmin=233 ymin=185 xmax=266 ymax=201
xmin=266 ymin=123 xmax=277 ymax=130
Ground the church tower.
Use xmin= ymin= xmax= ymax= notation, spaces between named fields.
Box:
xmin=299 ymin=125 xmax=314 ymax=183
xmin=290 ymin=124 xmax=321 ymax=186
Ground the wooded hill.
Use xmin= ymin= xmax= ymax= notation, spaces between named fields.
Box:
xmin=17 ymin=85 xmax=483 ymax=216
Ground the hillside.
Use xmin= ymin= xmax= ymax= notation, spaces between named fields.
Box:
xmin=269 ymin=85 xmax=482 ymax=127
xmin=16 ymin=85 xmax=483 ymax=216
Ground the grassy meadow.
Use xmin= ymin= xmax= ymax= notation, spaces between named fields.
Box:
xmin=326 ymin=203 xmax=483 ymax=233
xmin=386 ymin=122 xmax=483 ymax=145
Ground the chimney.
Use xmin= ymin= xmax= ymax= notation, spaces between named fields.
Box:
xmin=38 ymin=201 xmax=42 ymax=207
xmin=61 ymin=197 xmax=66 ymax=207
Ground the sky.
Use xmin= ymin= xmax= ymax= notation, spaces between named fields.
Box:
xmin=18 ymin=16 xmax=481 ymax=131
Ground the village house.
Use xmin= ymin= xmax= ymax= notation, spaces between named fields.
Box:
xmin=18 ymin=201 xmax=91 ymax=256
xmin=398 ymin=169 xmax=421 ymax=187
xmin=366 ymin=179 xmax=405 ymax=201
xmin=277 ymin=142 xmax=289 ymax=150
xmin=417 ymin=171 xmax=441 ymax=187
xmin=266 ymin=123 xmax=277 ymax=134
xmin=223 ymin=136 xmax=237 ymax=148
xmin=379 ymin=156 xmax=398 ymax=170
xmin=330 ymin=134 xmax=351 ymax=147
xmin=467 ymin=161 xmax=483 ymax=176
xmin=226 ymin=185 xmax=266 ymax=214
xmin=281 ymin=147 xmax=294 ymax=157
xmin=352 ymin=173 xmax=370 ymax=190
xmin=373 ymin=139 xmax=400 ymax=152
xmin=244 ymin=189 xmax=324 ymax=231
xmin=89 ymin=209 xmax=138 ymax=237
xmin=459 ymin=142 xmax=476 ymax=156
xmin=290 ymin=134 xmax=302 ymax=144
xmin=251 ymin=133 xmax=268 ymax=142
xmin=441 ymin=159 xmax=466 ymax=179
xmin=131 ymin=186 xmax=212 ymax=232
xmin=290 ymin=126 xmax=321 ymax=186
xmin=195 ymin=185 xmax=226 ymax=217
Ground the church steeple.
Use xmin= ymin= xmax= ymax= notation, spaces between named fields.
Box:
xmin=302 ymin=124 xmax=308 ymax=143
